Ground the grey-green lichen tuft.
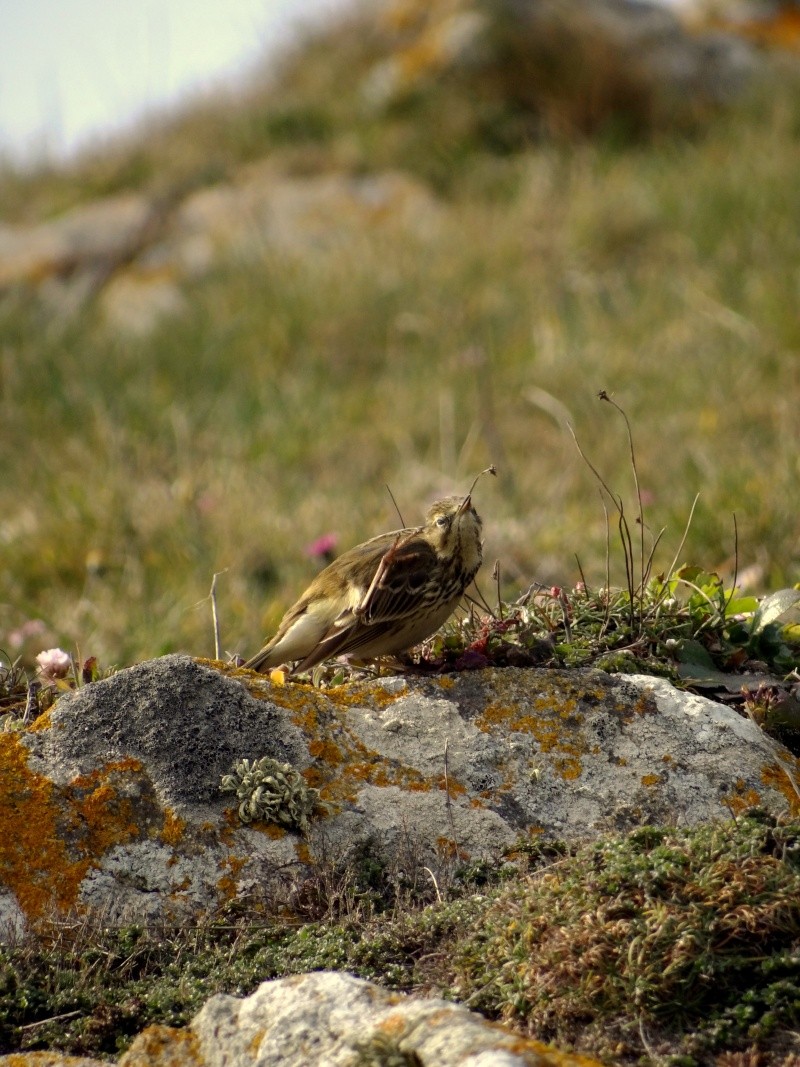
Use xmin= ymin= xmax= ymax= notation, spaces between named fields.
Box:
xmin=220 ymin=756 xmax=319 ymax=833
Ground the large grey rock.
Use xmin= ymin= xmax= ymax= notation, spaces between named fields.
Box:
xmin=1 ymin=655 xmax=796 ymax=934
xmin=118 ymin=971 xmax=602 ymax=1067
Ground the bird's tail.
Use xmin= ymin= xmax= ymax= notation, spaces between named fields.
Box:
xmin=243 ymin=647 xmax=278 ymax=672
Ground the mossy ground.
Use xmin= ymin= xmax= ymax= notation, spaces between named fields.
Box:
xmin=2 ymin=813 xmax=799 ymax=1064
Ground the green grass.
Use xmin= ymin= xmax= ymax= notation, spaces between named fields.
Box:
xmin=1 ymin=28 xmax=799 ymax=670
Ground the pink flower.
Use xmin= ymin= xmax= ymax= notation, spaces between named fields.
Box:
xmin=305 ymin=533 xmax=338 ymax=560
xmin=36 ymin=648 xmax=72 ymax=681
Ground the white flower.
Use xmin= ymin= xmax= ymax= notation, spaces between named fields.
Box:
xmin=36 ymin=648 xmax=72 ymax=681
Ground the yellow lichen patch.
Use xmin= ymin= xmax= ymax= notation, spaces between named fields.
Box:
xmin=553 ymin=755 xmax=583 ymax=780
xmin=295 ymin=840 xmax=312 ymax=865
xmin=159 ymin=809 xmax=187 ymax=847
xmin=478 ymin=695 xmax=583 ymax=737
xmin=722 ymin=778 xmax=763 ymax=815
xmin=302 ymin=765 xmax=325 ymax=789
xmin=640 ymin=773 xmax=662 ymax=788
xmin=477 ymin=700 xmax=535 ymax=733
xmin=437 ymin=675 xmax=455 ymax=689
xmin=245 ymin=672 xmax=405 ymax=725
xmin=308 ymin=738 xmax=344 ymax=765
xmin=217 ymin=853 xmax=247 ymax=899
xmin=248 ymin=1029 xmax=266 ymax=1056
xmin=501 ymin=1034 xmax=606 ymax=1066
xmin=402 ymin=1004 xmax=604 ymax=1063
xmin=373 ymin=1012 xmax=409 ymax=1037
xmin=0 ymin=734 xmax=71 ymax=917
xmin=218 ymin=809 xmax=241 ymax=845
xmin=336 ymin=759 xmax=433 ymax=794
xmin=436 ymin=774 xmax=467 ymax=796
xmin=260 ymin=681 xmax=323 ymax=724
xmin=0 ymin=737 xmax=145 ymax=920
xmin=476 ymin=683 xmax=592 ymax=780
xmin=122 ymin=1023 xmax=204 ymax=1067
xmin=261 ymin=822 xmax=289 ymax=839
xmin=761 ymin=761 xmax=800 ymax=814
xmin=68 ymin=761 xmax=144 ymax=853
xmin=324 ymin=682 xmax=406 ymax=710
xmin=632 ymin=691 xmax=658 ymax=717
xmin=26 ymin=708 xmax=55 ymax=733
xmin=436 ymin=836 xmax=469 ymax=861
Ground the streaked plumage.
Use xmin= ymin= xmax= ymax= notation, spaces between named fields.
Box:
xmin=245 ymin=492 xmax=485 ymax=674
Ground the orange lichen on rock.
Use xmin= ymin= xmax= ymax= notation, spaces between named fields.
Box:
xmin=160 ymin=809 xmax=187 ymax=847
xmin=0 ymin=736 xmax=145 ymax=919
xmin=437 ymin=774 xmax=467 ymax=796
xmin=121 ymin=1023 xmax=204 ymax=1067
xmin=26 ymin=708 xmax=55 ymax=733
xmin=295 ymin=840 xmax=312 ymax=865
xmin=761 ymin=760 xmax=800 ymax=815
xmin=436 ymin=836 xmax=469 ymax=861
xmin=260 ymin=823 xmax=289 ymax=839
xmin=325 ymin=682 xmax=406 ymax=710
xmin=217 ymin=853 xmax=248 ymax=899
xmin=552 ymin=754 xmax=583 ymax=781
xmin=640 ymin=773 xmax=662 ymax=788
xmin=477 ymin=694 xmax=588 ymax=779
xmin=308 ymin=738 xmax=344 ymax=765
xmin=723 ymin=777 xmax=763 ymax=815
xmin=334 ymin=758 xmax=433 ymax=796
xmin=248 ymin=1028 xmax=266 ymax=1056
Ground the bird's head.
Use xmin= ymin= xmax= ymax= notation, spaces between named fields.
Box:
xmin=424 ymin=495 xmax=482 ymax=553
xmin=423 ymin=466 xmax=494 ymax=560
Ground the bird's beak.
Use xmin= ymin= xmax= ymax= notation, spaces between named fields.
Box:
xmin=458 ymin=494 xmax=472 ymax=515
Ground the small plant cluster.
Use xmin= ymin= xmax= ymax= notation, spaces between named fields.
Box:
xmin=220 ymin=756 xmax=320 ymax=833
xmin=418 ymin=569 xmax=800 ymax=679
xmin=0 ymin=648 xmax=113 ymax=731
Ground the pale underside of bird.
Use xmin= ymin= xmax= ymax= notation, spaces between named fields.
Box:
xmin=245 ymin=490 xmax=486 ymax=675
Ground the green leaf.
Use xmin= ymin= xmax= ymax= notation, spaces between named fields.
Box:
xmin=752 ymin=589 xmax=800 ymax=635
xmin=676 ymin=640 xmax=716 ymax=669
xmin=724 ymin=596 xmax=759 ymax=618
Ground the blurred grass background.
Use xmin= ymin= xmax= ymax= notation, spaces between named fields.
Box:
xmin=1 ymin=1 xmax=799 ymax=668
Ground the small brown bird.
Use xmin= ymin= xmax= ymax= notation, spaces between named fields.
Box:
xmin=245 ymin=469 xmax=494 ymax=674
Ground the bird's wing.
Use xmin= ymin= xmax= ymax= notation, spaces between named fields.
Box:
xmin=290 ymin=535 xmax=437 ymax=672
xmin=356 ymin=533 xmax=438 ymax=623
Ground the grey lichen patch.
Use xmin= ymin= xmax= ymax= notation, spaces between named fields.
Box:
xmin=221 ymin=757 xmax=320 ymax=833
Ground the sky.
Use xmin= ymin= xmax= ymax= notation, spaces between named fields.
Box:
xmin=0 ymin=0 xmax=342 ymax=162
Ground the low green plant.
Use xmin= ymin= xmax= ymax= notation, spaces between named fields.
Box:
xmin=450 ymin=813 xmax=800 ymax=1061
